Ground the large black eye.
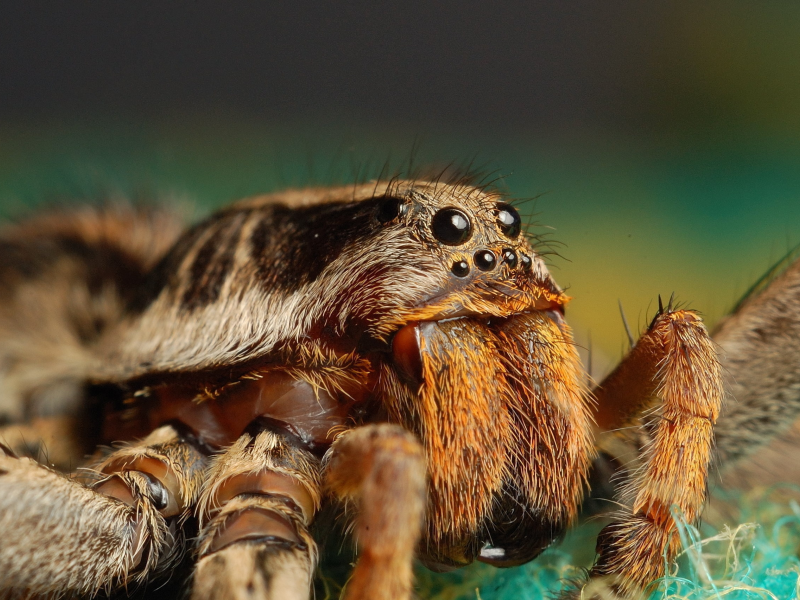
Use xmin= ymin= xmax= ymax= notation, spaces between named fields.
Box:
xmin=376 ymin=197 xmax=405 ymax=224
xmin=431 ymin=208 xmax=472 ymax=245
xmin=495 ymin=203 xmax=521 ymax=239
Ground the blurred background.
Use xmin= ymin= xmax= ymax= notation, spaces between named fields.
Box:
xmin=2 ymin=0 xmax=800 ymax=376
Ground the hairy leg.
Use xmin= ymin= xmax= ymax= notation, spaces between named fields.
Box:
xmin=713 ymin=256 xmax=800 ymax=477
xmin=589 ymin=309 xmax=723 ymax=597
xmin=192 ymin=430 xmax=321 ymax=600
xmin=325 ymin=423 xmax=426 ymax=600
xmin=0 ymin=424 xmax=205 ymax=598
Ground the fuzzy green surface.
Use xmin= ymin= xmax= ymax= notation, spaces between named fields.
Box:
xmin=414 ymin=487 xmax=800 ymax=600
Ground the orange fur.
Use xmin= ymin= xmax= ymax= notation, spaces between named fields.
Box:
xmin=496 ymin=311 xmax=594 ymax=526
xmin=325 ymin=424 xmax=426 ymax=600
xmin=591 ymin=310 xmax=722 ymax=596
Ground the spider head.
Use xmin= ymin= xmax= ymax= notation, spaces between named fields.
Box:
xmin=308 ymin=180 xmax=566 ymax=348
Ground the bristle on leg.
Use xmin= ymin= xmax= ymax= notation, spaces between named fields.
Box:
xmin=589 ymin=310 xmax=723 ymax=597
xmin=0 ymin=424 xmax=206 ymax=598
xmin=192 ymin=430 xmax=321 ymax=600
xmin=324 ymin=424 xmax=426 ymax=600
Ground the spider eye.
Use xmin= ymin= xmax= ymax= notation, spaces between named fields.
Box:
xmin=474 ymin=250 xmax=497 ymax=271
xmin=431 ymin=208 xmax=472 ymax=246
xmin=451 ymin=259 xmax=470 ymax=277
xmin=495 ymin=203 xmax=521 ymax=239
xmin=502 ymin=248 xmax=518 ymax=268
xmin=376 ymin=197 xmax=405 ymax=224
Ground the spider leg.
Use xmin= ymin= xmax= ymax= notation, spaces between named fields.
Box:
xmin=192 ymin=430 xmax=321 ymax=600
xmin=589 ymin=309 xmax=723 ymax=597
xmin=0 ymin=424 xmax=206 ymax=598
xmin=324 ymin=423 xmax=426 ymax=600
xmin=713 ymin=255 xmax=800 ymax=479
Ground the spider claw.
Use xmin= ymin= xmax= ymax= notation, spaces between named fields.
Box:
xmin=648 ymin=296 xmax=666 ymax=330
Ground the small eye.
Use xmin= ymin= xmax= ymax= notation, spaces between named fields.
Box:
xmin=519 ymin=253 xmax=532 ymax=271
xmin=451 ymin=260 xmax=470 ymax=277
xmin=376 ymin=197 xmax=405 ymax=224
xmin=502 ymin=248 xmax=518 ymax=268
xmin=474 ymin=250 xmax=497 ymax=271
xmin=495 ymin=203 xmax=521 ymax=239
xmin=431 ymin=208 xmax=473 ymax=246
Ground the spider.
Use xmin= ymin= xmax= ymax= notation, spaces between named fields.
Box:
xmin=0 ymin=176 xmax=791 ymax=600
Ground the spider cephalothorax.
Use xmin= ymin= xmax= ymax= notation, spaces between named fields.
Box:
xmin=7 ymin=175 xmax=789 ymax=600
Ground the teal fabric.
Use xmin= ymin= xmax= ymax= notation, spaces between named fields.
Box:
xmin=416 ymin=488 xmax=800 ymax=599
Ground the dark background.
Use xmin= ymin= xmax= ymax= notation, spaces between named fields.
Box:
xmin=2 ymin=0 xmax=800 ymax=372
xmin=0 ymin=1 xmax=674 ymax=128
xmin=7 ymin=0 xmax=799 ymax=132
